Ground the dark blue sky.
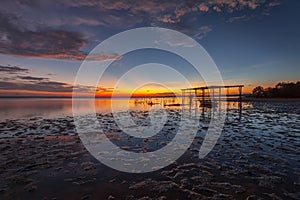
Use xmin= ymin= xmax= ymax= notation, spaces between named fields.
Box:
xmin=0 ymin=0 xmax=299 ymax=96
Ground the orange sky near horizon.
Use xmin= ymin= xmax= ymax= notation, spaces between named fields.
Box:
xmin=0 ymin=83 xmax=255 ymax=97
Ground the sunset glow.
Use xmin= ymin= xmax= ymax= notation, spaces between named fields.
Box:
xmin=1 ymin=1 xmax=300 ymax=199
xmin=0 ymin=0 xmax=299 ymax=97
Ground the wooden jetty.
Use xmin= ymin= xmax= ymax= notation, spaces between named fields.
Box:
xmin=181 ymin=85 xmax=244 ymax=105
xmin=181 ymin=85 xmax=244 ymax=120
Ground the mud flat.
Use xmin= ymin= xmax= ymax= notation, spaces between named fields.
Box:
xmin=0 ymin=102 xmax=300 ymax=199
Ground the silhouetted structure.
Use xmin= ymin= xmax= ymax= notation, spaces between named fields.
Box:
xmin=181 ymin=85 xmax=244 ymax=104
xmin=252 ymin=81 xmax=300 ymax=98
xmin=181 ymin=85 xmax=244 ymax=121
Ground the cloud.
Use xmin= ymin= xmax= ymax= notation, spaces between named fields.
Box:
xmin=154 ymin=28 xmax=197 ymax=47
xmin=0 ymin=12 xmax=122 ymax=61
xmin=198 ymin=0 xmax=263 ymax=12
xmin=0 ymin=12 xmax=87 ymax=60
xmin=227 ymin=14 xmax=252 ymax=23
xmin=157 ymin=0 xmax=281 ymax=24
xmin=158 ymin=25 xmax=212 ymax=44
xmin=158 ymin=15 xmax=179 ymax=24
xmin=0 ymin=64 xmax=115 ymax=95
xmin=96 ymin=86 xmax=114 ymax=93
xmin=0 ymin=0 xmax=282 ymax=60
xmin=85 ymin=53 xmax=122 ymax=62
xmin=0 ymin=64 xmax=91 ymax=94
xmin=0 ymin=65 xmax=29 ymax=74
xmin=73 ymin=85 xmax=114 ymax=96
xmin=1 ymin=0 xmax=282 ymax=28
xmin=193 ymin=26 xmax=212 ymax=40
xmin=198 ymin=3 xmax=210 ymax=12
xmin=0 ymin=64 xmax=73 ymax=93
xmin=0 ymin=76 xmax=105 ymax=94
xmin=61 ymin=0 xmax=173 ymax=13
xmin=268 ymin=1 xmax=281 ymax=7
xmin=16 ymin=76 xmax=49 ymax=81
xmin=0 ymin=80 xmax=73 ymax=92
xmin=0 ymin=25 xmax=121 ymax=60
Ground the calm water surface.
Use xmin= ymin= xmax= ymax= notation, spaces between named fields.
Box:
xmin=1 ymin=98 xmax=299 ymax=121
xmin=0 ymin=98 xmax=155 ymax=121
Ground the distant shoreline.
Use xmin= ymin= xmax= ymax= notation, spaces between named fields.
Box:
xmin=243 ymin=97 xmax=300 ymax=102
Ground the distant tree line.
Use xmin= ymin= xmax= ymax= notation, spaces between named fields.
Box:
xmin=252 ymin=81 xmax=300 ymax=98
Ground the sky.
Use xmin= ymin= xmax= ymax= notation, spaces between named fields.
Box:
xmin=0 ymin=0 xmax=299 ymax=97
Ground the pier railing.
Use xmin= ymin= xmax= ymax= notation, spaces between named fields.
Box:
xmin=181 ymin=85 xmax=244 ymax=121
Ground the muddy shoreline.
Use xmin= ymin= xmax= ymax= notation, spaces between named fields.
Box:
xmin=1 ymin=104 xmax=300 ymax=199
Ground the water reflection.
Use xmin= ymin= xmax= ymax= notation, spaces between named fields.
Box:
xmin=0 ymin=98 xmax=247 ymax=122
xmin=0 ymin=98 xmax=136 ymax=121
xmin=0 ymin=99 xmax=72 ymax=121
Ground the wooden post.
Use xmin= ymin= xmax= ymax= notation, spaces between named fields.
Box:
xmin=238 ymin=86 xmax=242 ymax=121
xmin=219 ymin=87 xmax=221 ymax=115
xmin=238 ymin=86 xmax=242 ymax=101
xmin=226 ymin=88 xmax=230 ymax=113
xmin=181 ymin=90 xmax=185 ymax=107
xmin=202 ymin=88 xmax=205 ymax=117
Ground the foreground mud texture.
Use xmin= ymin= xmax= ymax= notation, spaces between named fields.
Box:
xmin=0 ymin=102 xmax=300 ymax=199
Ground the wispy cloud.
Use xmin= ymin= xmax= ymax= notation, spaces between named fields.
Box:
xmin=0 ymin=80 xmax=73 ymax=93
xmin=227 ymin=14 xmax=253 ymax=23
xmin=155 ymin=25 xmax=212 ymax=47
xmin=246 ymin=61 xmax=277 ymax=69
xmin=16 ymin=76 xmax=49 ymax=81
xmin=0 ymin=65 xmax=71 ymax=93
xmin=96 ymin=86 xmax=114 ymax=93
xmin=0 ymin=64 xmax=114 ymax=95
xmin=0 ymin=65 xmax=29 ymax=74
xmin=85 ymin=53 xmax=122 ymax=62
xmin=193 ymin=26 xmax=212 ymax=40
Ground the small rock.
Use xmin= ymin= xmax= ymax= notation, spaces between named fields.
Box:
xmin=81 ymin=194 xmax=91 ymax=200
xmin=107 ymin=195 xmax=115 ymax=200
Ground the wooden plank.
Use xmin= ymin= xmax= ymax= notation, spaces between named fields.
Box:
xmin=181 ymin=85 xmax=244 ymax=91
